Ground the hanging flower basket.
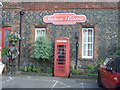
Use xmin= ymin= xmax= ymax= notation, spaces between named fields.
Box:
xmin=6 ymin=32 xmax=21 ymax=43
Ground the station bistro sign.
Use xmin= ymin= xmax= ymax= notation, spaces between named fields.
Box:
xmin=43 ymin=13 xmax=86 ymax=25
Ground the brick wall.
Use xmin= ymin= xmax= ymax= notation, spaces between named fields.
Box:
xmin=3 ymin=2 xmax=118 ymax=10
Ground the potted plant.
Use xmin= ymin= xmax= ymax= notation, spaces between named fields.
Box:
xmin=6 ymin=32 xmax=20 ymax=43
xmin=1 ymin=46 xmax=9 ymax=64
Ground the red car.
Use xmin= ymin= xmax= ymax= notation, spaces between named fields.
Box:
xmin=97 ymin=56 xmax=120 ymax=89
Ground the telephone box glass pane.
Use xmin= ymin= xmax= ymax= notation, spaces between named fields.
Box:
xmin=57 ymin=59 xmax=65 ymax=61
xmin=58 ymin=62 xmax=65 ymax=64
xmin=57 ymin=45 xmax=66 ymax=48
xmin=0 ymin=31 xmax=1 ymax=46
xmin=58 ymin=52 xmax=66 ymax=55
xmin=58 ymin=56 xmax=65 ymax=58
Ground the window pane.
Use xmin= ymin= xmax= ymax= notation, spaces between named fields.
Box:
xmin=88 ymin=36 xmax=92 ymax=42
xmin=88 ymin=29 xmax=92 ymax=35
xmin=0 ymin=31 xmax=2 ymax=46
xmin=4 ymin=30 xmax=10 ymax=47
xmin=82 ymin=43 xmax=87 ymax=50
xmin=88 ymin=50 xmax=92 ymax=56
xmin=83 ymin=29 xmax=88 ymax=42
xmin=88 ymin=43 xmax=92 ymax=50
xmin=83 ymin=50 xmax=87 ymax=56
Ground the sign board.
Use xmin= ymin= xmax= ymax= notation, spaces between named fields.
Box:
xmin=43 ymin=13 xmax=86 ymax=25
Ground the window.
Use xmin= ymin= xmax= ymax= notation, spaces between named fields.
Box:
xmin=4 ymin=30 xmax=10 ymax=47
xmin=0 ymin=27 xmax=10 ymax=47
xmin=82 ymin=28 xmax=94 ymax=59
xmin=35 ymin=28 xmax=46 ymax=40
xmin=0 ymin=31 xmax=1 ymax=46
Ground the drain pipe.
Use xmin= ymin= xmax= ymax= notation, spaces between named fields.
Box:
xmin=18 ymin=10 xmax=24 ymax=67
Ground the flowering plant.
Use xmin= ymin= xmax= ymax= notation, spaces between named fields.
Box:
xmin=6 ymin=32 xmax=20 ymax=42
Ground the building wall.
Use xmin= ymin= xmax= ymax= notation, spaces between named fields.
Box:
xmin=2 ymin=2 xmax=119 ymax=69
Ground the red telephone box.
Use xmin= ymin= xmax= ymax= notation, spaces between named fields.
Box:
xmin=54 ymin=37 xmax=70 ymax=77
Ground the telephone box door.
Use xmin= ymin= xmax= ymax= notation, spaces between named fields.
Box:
xmin=54 ymin=37 xmax=70 ymax=77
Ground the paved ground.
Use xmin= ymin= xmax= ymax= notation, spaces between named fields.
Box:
xmin=2 ymin=75 xmax=103 ymax=89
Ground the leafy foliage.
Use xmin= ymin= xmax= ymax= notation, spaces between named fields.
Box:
xmin=99 ymin=58 xmax=104 ymax=64
xmin=6 ymin=32 xmax=20 ymax=41
xmin=22 ymin=66 xmax=53 ymax=73
xmin=31 ymin=36 xmax=53 ymax=61
xmin=1 ymin=46 xmax=8 ymax=57
xmin=86 ymin=64 xmax=95 ymax=73
xmin=114 ymin=44 xmax=120 ymax=55
xmin=71 ymin=69 xmax=81 ymax=75
xmin=22 ymin=66 xmax=37 ymax=72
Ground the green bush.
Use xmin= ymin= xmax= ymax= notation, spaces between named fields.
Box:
xmin=22 ymin=66 xmax=37 ymax=72
xmin=22 ymin=66 xmax=53 ymax=73
xmin=46 ymin=67 xmax=53 ymax=73
xmin=32 ymin=68 xmax=38 ymax=72
xmin=22 ymin=68 xmax=28 ymax=72
xmin=31 ymin=36 xmax=53 ymax=61
xmin=99 ymin=58 xmax=104 ymax=64
xmin=1 ymin=46 xmax=8 ymax=57
xmin=71 ymin=69 xmax=81 ymax=75
xmin=86 ymin=64 xmax=95 ymax=73
xmin=114 ymin=44 xmax=120 ymax=55
xmin=27 ymin=66 xmax=33 ymax=72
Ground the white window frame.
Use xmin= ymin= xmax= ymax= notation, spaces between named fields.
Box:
xmin=35 ymin=28 xmax=46 ymax=40
xmin=82 ymin=28 xmax=94 ymax=59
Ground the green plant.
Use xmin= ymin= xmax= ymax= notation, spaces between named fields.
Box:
xmin=46 ymin=67 xmax=52 ymax=73
xmin=22 ymin=68 xmax=28 ymax=72
xmin=6 ymin=32 xmax=20 ymax=41
xmin=114 ymin=44 xmax=120 ymax=55
xmin=27 ymin=66 xmax=33 ymax=72
xmin=71 ymin=69 xmax=81 ymax=75
xmin=99 ymin=58 xmax=104 ymax=64
xmin=86 ymin=64 xmax=95 ymax=73
xmin=32 ymin=68 xmax=37 ymax=72
xmin=82 ymin=73 xmax=98 ymax=76
xmin=31 ymin=36 xmax=53 ymax=61
xmin=1 ymin=46 xmax=8 ymax=57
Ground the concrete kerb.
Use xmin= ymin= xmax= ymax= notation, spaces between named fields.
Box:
xmin=20 ymin=72 xmax=97 ymax=79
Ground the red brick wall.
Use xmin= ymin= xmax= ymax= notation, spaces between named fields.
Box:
xmin=3 ymin=2 xmax=118 ymax=11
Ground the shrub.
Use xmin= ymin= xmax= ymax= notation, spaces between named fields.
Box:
xmin=46 ymin=67 xmax=53 ymax=73
xmin=1 ymin=46 xmax=8 ymax=57
xmin=31 ymin=36 xmax=53 ymax=61
xmin=114 ymin=44 xmax=120 ymax=55
xmin=71 ymin=69 xmax=81 ymax=75
xmin=22 ymin=67 xmax=28 ymax=72
xmin=86 ymin=64 xmax=95 ymax=73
